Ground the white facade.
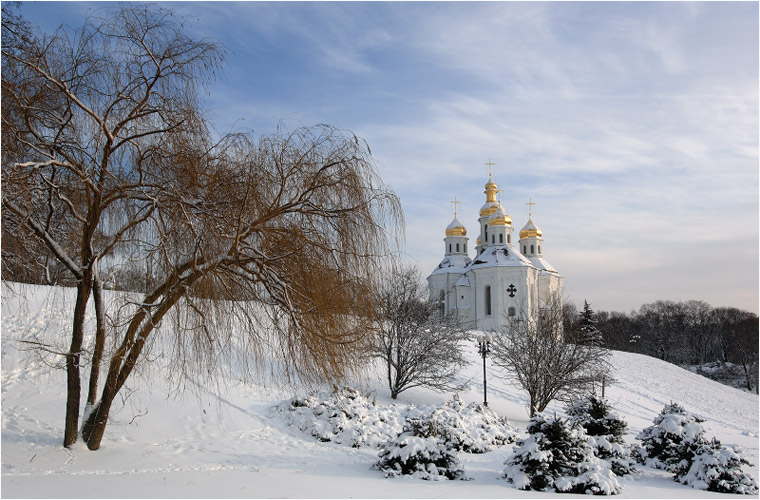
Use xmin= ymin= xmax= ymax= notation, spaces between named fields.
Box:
xmin=427 ymin=175 xmax=563 ymax=331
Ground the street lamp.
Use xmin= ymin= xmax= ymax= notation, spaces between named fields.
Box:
xmin=476 ymin=333 xmax=493 ymax=407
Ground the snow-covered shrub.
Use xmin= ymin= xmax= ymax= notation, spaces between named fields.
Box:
xmin=678 ymin=440 xmax=758 ymax=495
xmin=632 ymin=402 xmax=707 ymax=475
xmin=504 ymin=414 xmax=621 ymax=495
xmin=278 ymin=387 xmax=404 ymax=448
xmin=374 ymin=417 xmax=469 ymax=480
xmin=634 ymin=402 xmax=758 ymax=494
xmin=279 ymin=391 xmax=517 ymax=455
xmin=566 ymin=396 xmax=635 ymax=475
xmin=423 ymin=397 xmax=517 ymax=453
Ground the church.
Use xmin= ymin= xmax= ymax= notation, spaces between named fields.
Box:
xmin=427 ymin=171 xmax=563 ymax=331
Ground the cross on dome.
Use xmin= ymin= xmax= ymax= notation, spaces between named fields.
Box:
xmin=450 ymin=196 xmax=461 ymax=218
xmin=526 ymin=197 xmax=536 ymax=217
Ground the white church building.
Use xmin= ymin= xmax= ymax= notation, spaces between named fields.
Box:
xmin=427 ymin=173 xmax=563 ymax=331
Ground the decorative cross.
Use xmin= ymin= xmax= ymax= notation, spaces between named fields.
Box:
xmin=507 ymin=284 xmax=517 ymax=298
xmin=450 ymin=197 xmax=461 ymax=218
xmin=496 ymin=188 xmax=504 ymax=205
xmin=485 ymin=158 xmax=495 ymax=178
xmin=526 ymin=198 xmax=536 ymax=217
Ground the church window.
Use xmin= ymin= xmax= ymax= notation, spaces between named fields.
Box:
xmin=456 ymin=243 xmax=460 ymax=252
xmin=508 ymin=307 xmax=516 ymax=317
xmin=508 ymin=234 xmax=511 ymax=243
xmin=531 ymin=244 xmax=534 ymax=254
xmin=485 ymin=228 xmax=488 ymax=242
xmin=439 ymin=290 xmax=445 ymax=319
xmin=499 ymin=233 xmax=503 ymax=244
xmin=491 ymin=234 xmax=495 ymax=244
xmin=538 ymin=245 xmax=541 ymax=254
xmin=464 ymin=243 xmax=467 ymax=253
xmin=448 ymin=244 xmax=452 ymax=253
xmin=523 ymin=245 xmax=526 ymax=254
xmin=485 ymin=286 xmax=492 ymax=316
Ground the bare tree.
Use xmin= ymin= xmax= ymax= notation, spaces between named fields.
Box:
xmin=490 ymin=296 xmax=611 ymax=417
xmin=372 ymin=265 xmax=469 ymax=399
xmin=2 ymin=5 xmax=402 ymax=450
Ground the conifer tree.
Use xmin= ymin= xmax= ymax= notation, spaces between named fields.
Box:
xmin=504 ymin=414 xmax=621 ymax=495
xmin=566 ymin=396 xmax=634 ymax=476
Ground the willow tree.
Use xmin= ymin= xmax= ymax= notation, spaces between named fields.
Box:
xmin=1 ymin=4 xmax=402 ymax=450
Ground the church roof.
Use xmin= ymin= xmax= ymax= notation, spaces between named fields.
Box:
xmin=528 ymin=256 xmax=560 ymax=274
xmin=430 ymin=254 xmax=471 ymax=276
xmin=468 ymin=245 xmax=534 ymax=269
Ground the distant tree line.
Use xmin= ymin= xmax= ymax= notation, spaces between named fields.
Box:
xmin=564 ymin=300 xmax=758 ymax=393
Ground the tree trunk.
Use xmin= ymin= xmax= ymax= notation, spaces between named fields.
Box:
xmin=64 ymin=277 xmax=92 ymax=447
xmin=86 ymin=271 xmax=106 ymax=406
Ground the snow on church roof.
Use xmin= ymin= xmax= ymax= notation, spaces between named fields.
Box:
xmin=469 ymin=245 xmax=533 ymax=269
xmin=430 ymin=254 xmax=471 ymax=276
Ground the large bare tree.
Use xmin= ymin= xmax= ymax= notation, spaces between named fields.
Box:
xmin=2 ymin=5 xmax=402 ymax=450
xmin=490 ymin=297 xmax=611 ymax=417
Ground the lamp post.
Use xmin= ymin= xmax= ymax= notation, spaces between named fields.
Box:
xmin=476 ymin=333 xmax=492 ymax=407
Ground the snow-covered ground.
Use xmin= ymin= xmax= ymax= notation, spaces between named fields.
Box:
xmin=2 ymin=282 xmax=758 ymax=498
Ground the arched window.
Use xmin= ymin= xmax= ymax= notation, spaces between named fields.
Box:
xmin=508 ymin=234 xmax=511 ymax=243
xmin=464 ymin=243 xmax=467 ymax=253
xmin=538 ymin=245 xmax=541 ymax=254
xmin=499 ymin=233 xmax=503 ymax=244
xmin=531 ymin=244 xmax=534 ymax=254
xmin=448 ymin=244 xmax=452 ymax=253
xmin=485 ymin=286 xmax=492 ymax=316
xmin=491 ymin=234 xmax=495 ymax=244
xmin=523 ymin=245 xmax=526 ymax=254
xmin=456 ymin=242 xmax=460 ymax=252
xmin=439 ymin=290 xmax=446 ymax=319
xmin=485 ymin=228 xmax=488 ymax=242
xmin=508 ymin=307 xmax=516 ymax=317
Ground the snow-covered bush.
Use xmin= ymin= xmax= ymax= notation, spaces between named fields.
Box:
xmin=632 ymin=402 xmax=707 ymax=474
xmin=634 ymin=402 xmax=758 ymax=494
xmin=278 ymin=388 xmax=404 ymax=448
xmin=279 ymin=391 xmax=517 ymax=455
xmin=423 ymin=397 xmax=517 ymax=453
xmin=678 ymin=440 xmax=758 ymax=495
xmin=566 ymin=395 xmax=635 ymax=475
xmin=504 ymin=414 xmax=621 ymax=495
xmin=374 ymin=417 xmax=469 ymax=480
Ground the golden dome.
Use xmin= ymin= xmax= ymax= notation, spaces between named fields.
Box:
xmin=519 ymin=216 xmax=543 ymax=239
xmin=479 ymin=201 xmax=499 ymax=217
xmin=445 ymin=217 xmax=467 ymax=237
xmin=487 ymin=204 xmax=512 ymax=226
xmin=484 ymin=174 xmax=498 ymax=203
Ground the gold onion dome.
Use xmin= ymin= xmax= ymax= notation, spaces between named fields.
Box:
xmin=487 ymin=204 xmax=511 ymax=226
xmin=479 ymin=201 xmax=499 ymax=217
xmin=520 ymin=216 xmax=543 ymax=239
xmin=445 ymin=216 xmax=467 ymax=237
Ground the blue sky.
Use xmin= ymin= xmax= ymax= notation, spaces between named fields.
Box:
xmin=16 ymin=1 xmax=759 ymax=313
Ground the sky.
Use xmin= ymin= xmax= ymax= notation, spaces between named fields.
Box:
xmin=14 ymin=1 xmax=760 ymax=314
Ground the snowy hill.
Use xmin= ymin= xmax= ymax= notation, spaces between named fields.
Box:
xmin=2 ymin=282 xmax=758 ymax=498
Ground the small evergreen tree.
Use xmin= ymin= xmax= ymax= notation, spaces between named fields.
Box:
xmin=504 ymin=414 xmax=621 ymax=495
xmin=679 ymin=440 xmax=758 ymax=494
xmin=566 ymin=396 xmax=635 ymax=475
xmin=579 ymin=300 xmax=604 ymax=346
xmin=635 ymin=402 xmax=758 ymax=494
xmin=375 ymin=418 xmax=468 ymax=480
xmin=632 ymin=402 xmax=707 ymax=475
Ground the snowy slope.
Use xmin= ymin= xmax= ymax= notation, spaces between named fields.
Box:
xmin=2 ymin=282 xmax=758 ymax=498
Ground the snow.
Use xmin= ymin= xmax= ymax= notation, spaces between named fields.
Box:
xmin=2 ymin=282 xmax=758 ymax=498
